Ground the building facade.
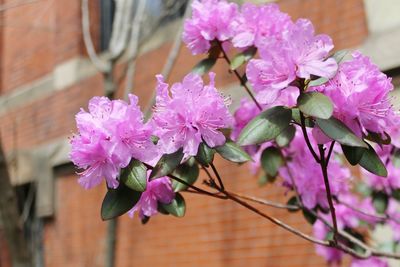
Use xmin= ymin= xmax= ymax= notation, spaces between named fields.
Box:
xmin=0 ymin=0 xmax=399 ymax=266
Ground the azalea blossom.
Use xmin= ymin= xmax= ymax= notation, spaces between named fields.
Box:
xmin=152 ymin=72 xmax=233 ymax=156
xmin=246 ymin=18 xmax=336 ymax=105
xmin=182 ymin=0 xmax=238 ymax=55
xmin=284 ymin=19 xmax=337 ymax=79
xmin=70 ymin=95 xmax=155 ymax=189
xmin=128 ymin=174 xmax=175 ymax=219
xmin=231 ymin=3 xmax=292 ymax=48
xmin=320 ymin=52 xmax=397 ymax=136
xmin=246 ymin=41 xmax=297 ymax=104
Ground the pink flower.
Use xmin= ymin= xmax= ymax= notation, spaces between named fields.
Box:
xmin=128 ymin=174 xmax=175 ymax=219
xmin=231 ymin=98 xmax=261 ymax=142
xmin=284 ymin=19 xmax=337 ymax=79
xmin=70 ymin=95 xmax=155 ymax=189
xmin=152 ymin=72 xmax=233 ymax=156
xmin=351 ymin=257 xmax=388 ymax=267
xmin=231 ymin=3 xmax=292 ymax=48
xmin=246 ymin=42 xmax=297 ymax=104
xmin=280 ymin=131 xmax=350 ymax=209
xmin=182 ymin=0 xmax=239 ymax=55
xmin=246 ymin=18 xmax=336 ymax=105
xmin=321 ymin=52 xmax=397 ymax=135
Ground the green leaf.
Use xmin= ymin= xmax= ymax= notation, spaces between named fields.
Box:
xmin=297 ymin=92 xmax=333 ymax=119
xmin=141 ymin=216 xmax=150 ymax=225
xmin=342 ymin=145 xmax=365 ymax=166
xmin=172 ymin=161 xmax=199 ymax=192
xmin=260 ymin=146 xmax=284 ymax=177
xmin=392 ymin=189 xmax=400 ymax=201
xmin=359 ymin=144 xmax=387 ymax=177
xmin=325 ymin=231 xmax=335 ymax=242
xmin=151 ymin=135 xmax=159 ymax=145
xmin=373 ymin=191 xmax=388 ymax=214
xmin=101 ymin=184 xmax=142 ymax=220
xmin=230 ymin=46 xmax=257 ymax=70
xmin=195 ymin=142 xmax=215 ymax=166
xmin=291 ymin=108 xmax=314 ymax=127
xmin=191 ymin=58 xmax=217 ymax=75
xmin=276 ymin=125 xmax=296 ymax=147
xmin=308 ymin=77 xmax=329 ymax=87
xmin=157 ymin=203 xmax=170 ymax=215
xmin=160 ymin=193 xmax=186 ymax=217
xmin=392 ymin=149 xmax=400 ymax=168
xmin=286 ymin=196 xmax=300 ymax=212
xmin=120 ymin=159 xmax=147 ymax=192
xmin=215 ymin=140 xmax=251 ymax=163
xmin=315 ymin=117 xmax=367 ymax=148
xmin=150 ymin=148 xmax=184 ymax=180
xmin=302 ymin=209 xmax=317 ymax=225
xmin=238 ymin=106 xmax=292 ymax=146
xmin=332 ymin=50 xmax=349 ymax=64
xmin=258 ymin=174 xmax=276 ymax=186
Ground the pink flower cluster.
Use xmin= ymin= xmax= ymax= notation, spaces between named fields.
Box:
xmin=152 ymin=72 xmax=233 ymax=157
xmin=70 ymin=72 xmax=232 ymax=198
xmin=69 ymin=95 xmax=155 ymax=189
xmin=318 ymin=52 xmax=397 ymax=136
xmin=183 ymin=1 xmax=337 ymax=104
xmin=182 ymin=0 xmax=238 ymax=54
xmin=247 ymin=19 xmax=337 ymax=104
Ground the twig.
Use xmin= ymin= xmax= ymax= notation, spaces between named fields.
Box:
xmin=299 ymin=111 xmax=320 ymax=163
xmin=223 ymin=191 xmax=329 ymax=246
xmin=285 ymin=162 xmax=303 ymax=208
xmin=318 ymin=144 xmax=339 ymax=243
xmin=326 ymin=141 xmax=335 ymax=165
xmin=229 ymin=192 xmax=299 ymax=210
xmin=216 ymin=41 xmax=262 ymax=111
xmin=210 ymin=163 xmax=224 ymax=191
xmin=142 ymin=162 xmax=224 ymax=199
xmin=337 ymin=199 xmax=400 ymax=224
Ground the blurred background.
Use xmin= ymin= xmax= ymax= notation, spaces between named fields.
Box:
xmin=0 ymin=0 xmax=399 ymax=266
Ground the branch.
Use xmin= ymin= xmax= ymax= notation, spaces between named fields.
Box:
xmin=216 ymin=41 xmax=262 ymax=111
xmin=228 ymin=191 xmax=299 ymax=210
xmin=318 ymin=144 xmax=339 ymax=243
xmin=337 ymin=199 xmax=400 ymax=225
xmin=223 ymin=191 xmax=329 ymax=246
xmin=326 ymin=141 xmax=335 ymax=165
xmin=210 ymin=163 xmax=225 ymax=191
xmin=81 ymin=0 xmax=110 ymax=73
xmin=299 ymin=111 xmax=320 ymax=163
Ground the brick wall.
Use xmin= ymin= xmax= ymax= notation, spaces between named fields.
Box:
xmin=0 ymin=0 xmax=369 ymax=266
